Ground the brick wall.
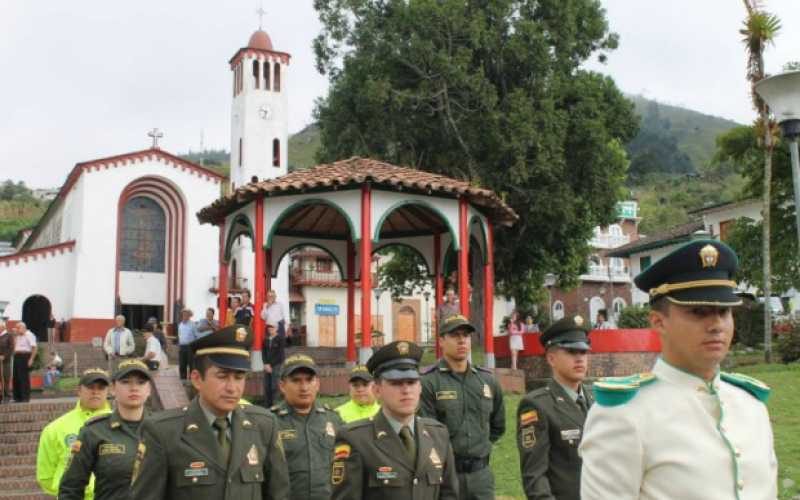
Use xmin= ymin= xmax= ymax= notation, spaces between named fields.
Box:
xmin=550 ymin=281 xmax=632 ymax=321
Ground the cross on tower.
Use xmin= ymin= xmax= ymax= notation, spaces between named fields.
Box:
xmin=256 ymin=4 xmax=266 ymax=30
xmin=148 ymin=128 xmax=164 ymax=149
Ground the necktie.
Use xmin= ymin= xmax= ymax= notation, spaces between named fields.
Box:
xmin=399 ymin=426 xmax=416 ymax=467
xmin=576 ymin=393 xmax=588 ymax=415
xmin=214 ymin=417 xmax=231 ymax=464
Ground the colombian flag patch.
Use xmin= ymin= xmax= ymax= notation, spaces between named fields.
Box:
xmin=520 ymin=410 xmax=538 ymax=426
xmin=334 ymin=444 xmax=351 ymax=460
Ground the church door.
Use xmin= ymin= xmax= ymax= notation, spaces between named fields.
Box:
xmin=396 ymin=306 xmax=416 ymax=342
xmin=318 ymin=315 xmax=336 ymax=347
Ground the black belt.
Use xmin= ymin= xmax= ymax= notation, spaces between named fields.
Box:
xmin=454 ymin=455 xmax=489 ymax=474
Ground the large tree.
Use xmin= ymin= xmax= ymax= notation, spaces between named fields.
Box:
xmin=312 ymin=0 xmax=639 ymax=308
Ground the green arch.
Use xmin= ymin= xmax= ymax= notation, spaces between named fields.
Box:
xmin=272 ymin=243 xmax=346 ymax=280
xmin=373 ymin=200 xmax=459 ymax=249
xmin=224 ymin=213 xmax=255 ymax=263
xmin=468 ymin=215 xmax=488 ymax=265
xmin=442 ymin=234 xmax=484 ymax=275
xmin=372 ymin=242 xmax=434 ymax=277
xmin=266 ymin=198 xmax=357 ymax=249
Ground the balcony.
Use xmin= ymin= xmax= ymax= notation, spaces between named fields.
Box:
xmin=589 ymin=233 xmax=630 ymax=249
xmin=291 ymin=267 xmax=347 ymax=287
xmin=581 ymin=264 xmax=630 ymax=283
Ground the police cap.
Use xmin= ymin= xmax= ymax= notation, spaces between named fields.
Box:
xmin=190 ymin=324 xmax=252 ymax=372
xmin=367 ymin=341 xmax=423 ymax=380
xmin=540 ymin=315 xmax=591 ymax=351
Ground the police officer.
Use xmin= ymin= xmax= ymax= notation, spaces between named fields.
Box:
xmin=271 ymin=353 xmax=343 ymax=500
xmin=59 ymin=360 xmax=153 ymax=500
xmin=332 ymin=340 xmax=458 ymax=500
xmin=129 ymin=325 xmax=289 ymax=500
xmin=580 ymin=240 xmax=778 ymax=499
xmin=37 ymin=368 xmax=112 ymax=499
xmin=419 ymin=314 xmax=505 ymax=500
xmin=517 ymin=315 xmax=593 ymax=500
xmin=335 ymin=365 xmax=381 ymax=423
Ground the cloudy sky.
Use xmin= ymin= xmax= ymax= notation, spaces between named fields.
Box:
xmin=0 ymin=0 xmax=797 ymax=188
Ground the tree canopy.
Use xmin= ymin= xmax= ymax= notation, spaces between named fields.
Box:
xmin=312 ymin=0 xmax=639 ymax=308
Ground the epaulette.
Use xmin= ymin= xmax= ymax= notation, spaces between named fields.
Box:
xmin=85 ymin=414 xmax=111 ymax=426
xmin=344 ymin=417 xmax=374 ymax=431
xmin=526 ymin=385 xmax=550 ymax=399
xmin=593 ymin=372 xmax=657 ymax=407
xmin=475 ymin=366 xmax=493 ymax=374
xmin=721 ymin=372 xmax=770 ymax=403
xmin=421 ymin=364 xmax=439 ymax=375
xmin=242 ymin=404 xmax=272 ymax=417
xmin=316 ymin=404 xmax=332 ymax=412
xmin=269 ymin=404 xmax=281 ymax=413
xmin=418 ymin=416 xmax=446 ymax=429
xmin=148 ymin=407 xmax=188 ymax=422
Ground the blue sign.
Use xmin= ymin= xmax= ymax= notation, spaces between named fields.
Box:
xmin=315 ymin=304 xmax=340 ymax=316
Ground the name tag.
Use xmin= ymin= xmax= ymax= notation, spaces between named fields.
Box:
xmin=436 ymin=391 xmax=457 ymax=400
xmin=184 ymin=467 xmax=209 ymax=477
xmin=376 ymin=467 xmax=398 ymax=480
xmin=98 ymin=444 xmax=126 ymax=455
xmin=279 ymin=430 xmax=297 ymax=440
xmin=561 ymin=429 xmax=581 ymax=441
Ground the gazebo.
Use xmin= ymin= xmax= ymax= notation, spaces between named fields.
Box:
xmin=197 ymin=157 xmax=517 ymax=368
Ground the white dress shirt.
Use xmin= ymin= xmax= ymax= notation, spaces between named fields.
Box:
xmin=580 ymin=358 xmax=778 ymax=500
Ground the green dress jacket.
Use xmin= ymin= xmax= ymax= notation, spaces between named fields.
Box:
xmin=517 ymin=379 xmax=594 ymax=500
xmin=331 ymin=411 xmax=459 ymax=500
xmin=129 ymin=398 xmax=289 ymax=500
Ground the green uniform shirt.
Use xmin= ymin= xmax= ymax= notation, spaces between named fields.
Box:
xmin=335 ymin=399 xmax=381 ymax=424
xmin=129 ymin=397 xmax=289 ymax=500
xmin=58 ymin=409 xmax=145 ymax=500
xmin=36 ymin=400 xmax=111 ymax=498
xmin=419 ymin=359 xmax=505 ymax=459
xmin=272 ymin=401 xmax=344 ymax=500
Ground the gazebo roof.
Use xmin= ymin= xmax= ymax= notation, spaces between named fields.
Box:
xmin=197 ymin=157 xmax=518 ymax=226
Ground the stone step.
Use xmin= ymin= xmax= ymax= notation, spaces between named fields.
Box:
xmin=0 ymin=402 xmax=75 ymax=414
xmin=0 ymin=432 xmax=41 ymax=445
xmin=0 ymin=479 xmax=40 ymax=491
xmin=0 ymin=443 xmax=38 ymax=457
xmin=0 ymin=411 xmax=69 ymax=425
xmin=0 ymin=465 xmax=36 ymax=480
xmin=1 ymin=493 xmax=50 ymax=500
xmin=0 ymin=455 xmax=36 ymax=467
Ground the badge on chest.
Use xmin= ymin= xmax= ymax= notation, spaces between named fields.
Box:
xmin=561 ymin=428 xmax=581 ymax=445
xmin=184 ymin=461 xmax=209 ymax=478
xmin=279 ymin=429 xmax=297 ymax=441
xmin=98 ymin=443 xmax=126 ymax=456
xmin=436 ymin=390 xmax=457 ymax=400
xmin=376 ymin=466 xmax=397 ymax=480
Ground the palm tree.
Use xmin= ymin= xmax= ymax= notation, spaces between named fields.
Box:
xmin=740 ymin=0 xmax=781 ymax=363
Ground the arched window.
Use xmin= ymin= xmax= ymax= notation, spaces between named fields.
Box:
xmin=263 ymin=61 xmax=271 ymax=90
xmin=120 ymin=197 xmax=166 ymax=273
xmin=609 ymin=224 xmax=623 ymax=236
xmin=252 ymin=60 xmax=260 ymax=89
xmin=273 ymin=138 xmax=280 ymax=167
xmin=274 ymin=62 xmax=281 ymax=92
xmin=552 ymin=301 xmax=564 ymax=321
xmin=612 ymin=297 xmax=626 ymax=316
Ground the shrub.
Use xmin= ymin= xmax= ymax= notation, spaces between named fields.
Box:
xmin=617 ymin=304 xmax=651 ymax=329
xmin=776 ymin=320 xmax=800 ymax=363
xmin=733 ymin=301 xmax=765 ymax=348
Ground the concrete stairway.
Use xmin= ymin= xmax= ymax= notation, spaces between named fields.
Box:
xmin=0 ymin=398 xmax=77 ymax=499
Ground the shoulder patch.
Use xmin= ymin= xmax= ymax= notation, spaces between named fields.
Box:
xmin=85 ymin=414 xmax=111 ymax=426
xmin=593 ymin=372 xmax=657 ymax=407
xmin=721 ymin=372 xmax=770 ymax=403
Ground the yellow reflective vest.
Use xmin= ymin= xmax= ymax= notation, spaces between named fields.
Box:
xmin=36 ymin=400 xmax=111 ymax=498
xmin=334 ymin=399 xmax=381 ymax=423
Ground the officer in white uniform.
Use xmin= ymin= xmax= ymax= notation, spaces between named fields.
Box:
xmin=579 ymin=239 xmax=778 ymax=500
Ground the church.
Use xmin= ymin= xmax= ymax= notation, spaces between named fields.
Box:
xmin=0 ymin=28 xmax=291 ymax=342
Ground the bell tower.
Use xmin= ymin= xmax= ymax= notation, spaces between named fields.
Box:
xmin=229 ymin=27 xmax=291 ymax=189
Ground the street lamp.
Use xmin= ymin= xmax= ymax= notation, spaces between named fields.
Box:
xmin=544 ymin=274 xmax=556 ymax=320
xmin=373 ymin=287 xmax=384 ymax=336
xmin=0 ymin=300 xmax=8 ymax=320
xmin=423 ymin=290 xmax=431 ymax=343
xmin=755 ymin=71 xmax=800 ymax=247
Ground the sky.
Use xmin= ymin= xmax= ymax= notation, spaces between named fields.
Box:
xmin=0 ymin=0 xmax=798 ymax=189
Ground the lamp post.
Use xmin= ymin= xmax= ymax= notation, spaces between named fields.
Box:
xmin=755 ymin=71 xmax=800 ymax=248
xmin=544 ymin=274 xmax=556 ymax=321
xmin=0 ymin=300 xmax=8 ymax=321
xmin=373 ymin=287 xmax=383 ymax=338
xmin=423 ymin=290 xmax=431 ymax=343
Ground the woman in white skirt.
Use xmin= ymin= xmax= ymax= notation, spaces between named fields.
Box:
xmin=507 ymin=310 xmax=525 ymax=369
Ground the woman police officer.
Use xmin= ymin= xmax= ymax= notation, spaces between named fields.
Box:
xmin=58 ymin=359 xmax=152 ymax=500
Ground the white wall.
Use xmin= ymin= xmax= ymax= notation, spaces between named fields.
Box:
xmin=627 ymin=244 xmax=681 ymax=305
xmin=701 ymin=201 xmax=761 ymax=237
xmin=0 ymin=247 xmax=76 ymax=320
xmin=118 ymin=272 xmax=167 ymax=305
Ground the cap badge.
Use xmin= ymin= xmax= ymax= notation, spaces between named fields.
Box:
xmin=235 ymin=327 xmax=248 ymax=342
xmin=397 ymin=342 xmax=409 ymax=355
xmin=574 ymin=315 xmax=584 ymax=326
xmin=700 ymin=244 xmax=719 ymax=268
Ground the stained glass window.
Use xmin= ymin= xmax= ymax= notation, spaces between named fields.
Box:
xmin=120 ymin=196 xmax=166 ymax=273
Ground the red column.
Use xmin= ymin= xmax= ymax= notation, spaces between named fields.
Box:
xmin=254 ymin=198 xmax=266 ymax=351
xmin=265 ymin=247 xmax=273 ymax=293
xmin=458 ymin=197 xmax=470 ymax=318
xmin=434 ymin=233 xmax=443 ymax=358
xmin=218 ymin=222 xmax=228 ymax=325
xmin=484 ymin=223 xmax=495 ymax=367
xmin=347 ymin=239 xmax=356 ymax=363
xmin=360 ymin=185 xmax=373 ymax=352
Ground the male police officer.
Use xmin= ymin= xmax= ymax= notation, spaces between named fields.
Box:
xmin=580 ymin=240 xmax=778 ymax=499
xmin=332 ymin=340 xmax=458 ymax=500
xmin=37 ymin=368 xmax=112 ymax=498
xmin=130 ymin=325 xmax=289 ymax=500
xmin=335 ymin=365 xmax=381 ymax=423
xmin=420 ymin=315 xmax=505 ymax=500
xmin=517 ymin=315 xmax=593 ymax=500
xmin=272 ymin=353 xmax=343 ymax=500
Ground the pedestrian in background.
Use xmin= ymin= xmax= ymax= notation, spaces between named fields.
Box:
xmin=13 ymin=322 xmax=38 ymax=403
xmin=236 ymin=290 xmax=255 ymax=326
xmin=141 ymin=329 xmax=165 ymax=371
xmin=420 ymin=315 xmax=505 ymax=500
xmin=262 ymin=323 xmax=286 ymax=407
xmin=176 ymin=309 xmax=198 ymax=380
xmin=103 ymin=315 xmax=134 ymax=371
xmin=0 ymin=320 xmax=13 ymax=403
xmin=507 ymin=310 xmax=525 ymax=370
xmin=335 ymin=365 xmax=381 ymax=423
xmin=437 ymin=288 xmax=460 ymax=325
xmin=59 ymin=360 xmax=152 ymax=500
xmin=196 ymin=307 xmax=219 ymax=338
xmin=146 ymin=317 xmax=167 ymax=351
xmin=36 ymin=368 xmax=111 ymax=498
xmin=593 ymin=310 xmax=613 ymax=330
